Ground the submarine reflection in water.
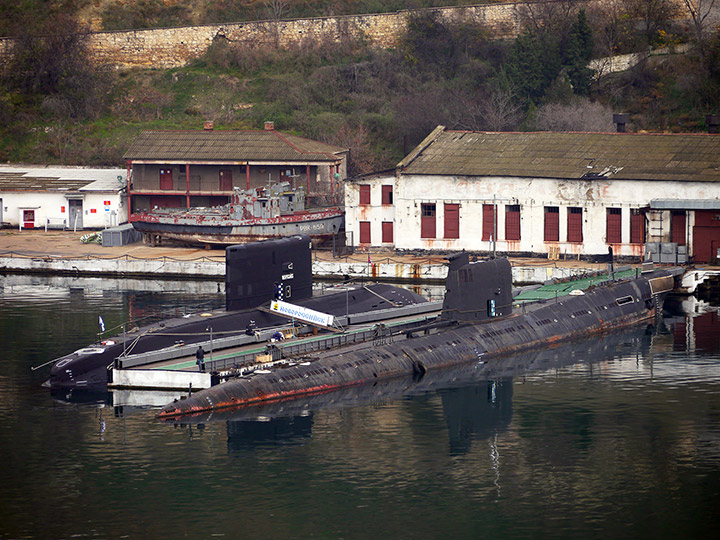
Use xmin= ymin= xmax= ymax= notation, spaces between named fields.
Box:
xmin=167 ymin=324 xmax=656 ymax=451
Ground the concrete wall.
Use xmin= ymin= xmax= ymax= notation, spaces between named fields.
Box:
xmin=345 ymin=173 xmax=720 ymax=259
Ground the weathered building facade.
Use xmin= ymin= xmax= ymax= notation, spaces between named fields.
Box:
xmin=0 ymin=166 xmax=127 ymax=230
xmin=124 ymin=123 xmax=347 ymax=214
xmin=345 ymin=126 xmax=720 ymax=263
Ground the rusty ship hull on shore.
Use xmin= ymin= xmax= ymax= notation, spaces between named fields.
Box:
xmin=130 ymin=182 xmax=343 ymax=246
xmin=159 ymin=255 xmax=675 ymax=419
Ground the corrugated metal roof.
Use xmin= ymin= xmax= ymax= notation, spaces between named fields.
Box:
xmin=124 ymin=129 xmax=347 ymax=162
xmin=400 ymin=128 xmax=720 ymax=182
xmin=0 ymin=166 xmax=126 ymax=192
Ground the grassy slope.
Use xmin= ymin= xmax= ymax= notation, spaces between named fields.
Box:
xmin=1 ymin=2 xmax=718 ymax=169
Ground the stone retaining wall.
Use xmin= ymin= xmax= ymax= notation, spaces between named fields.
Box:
xmin=0 ymin=2 xmax=528 ymax=69
xmin=1 ymin=1 xmax=705 ymax=71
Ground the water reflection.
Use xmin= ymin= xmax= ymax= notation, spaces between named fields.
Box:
xmin=166 ymin=325 xmax=658 ymax=453
xmin=3 ymin=276 xmax=720 ymax=540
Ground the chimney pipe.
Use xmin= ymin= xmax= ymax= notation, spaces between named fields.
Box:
xmin=203 ymin=121 xmax=214 ymax=131
xmin=707 ymin=115 xmax=720 ymax=134
xmin=264 ymin=121 xmax=275 ymax=131
xmin=613 ymin=113 xmax=628 ymax=133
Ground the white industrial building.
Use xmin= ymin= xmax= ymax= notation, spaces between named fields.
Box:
xmin=0 ymin=166 xmax=128 ymax=230
xmin=344 ymin=126 xmax=720 ymax=263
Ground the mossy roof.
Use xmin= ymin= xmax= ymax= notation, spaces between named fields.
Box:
xmin=398 ymin=127 xmax=720 ymax=182
xmin=124 ymin=129 xmax=347 ymax=163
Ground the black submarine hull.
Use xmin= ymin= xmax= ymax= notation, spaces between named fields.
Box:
xmin=48 ymin=282 xmax=428 ymax=390
xmin=161 ymin=325 xmax=654 ymax=425
xmin=159 ymin=256 xmax=675 ymax=419
xmin=48 ymin=235 xmax=427 ymax=391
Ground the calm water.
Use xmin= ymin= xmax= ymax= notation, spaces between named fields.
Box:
xmin=1 ymin=275 xmax=720 ymax=539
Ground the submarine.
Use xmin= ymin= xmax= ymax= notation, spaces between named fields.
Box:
xmin=158 ymin=252 xmax=676 ymax=419
xmin=161 ymin=324 xmax=654 ymax=428
xmin=47 ymin=235 xmax=428 ymax=391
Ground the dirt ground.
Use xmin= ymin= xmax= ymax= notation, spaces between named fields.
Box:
xmin=0 ymin=228 xmax=608 ymax=269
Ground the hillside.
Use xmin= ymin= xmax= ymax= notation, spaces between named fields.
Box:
xmin=0 ymin=1 xmax=719 ymax=174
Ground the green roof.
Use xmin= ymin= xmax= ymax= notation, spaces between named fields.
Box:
xmin=399 ymin=127 xmax=720 ymax=182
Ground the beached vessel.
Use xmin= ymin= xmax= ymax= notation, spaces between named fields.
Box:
xmin=130 ymin=182 xmax=343 ymax=246
xmin=159 ymin=254 xmax=676 ymax=419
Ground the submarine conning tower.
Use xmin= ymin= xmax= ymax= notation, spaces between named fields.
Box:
xmin=441 ymin=254 xmax=513 ymax=323
xmin=225 ymin=235 xmax=313 ymax=311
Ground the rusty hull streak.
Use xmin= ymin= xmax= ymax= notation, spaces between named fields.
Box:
xmin=159 ymin=254 xmax=674 ymax=420
xmin=130 ymin=207 xmax=342 ymax=226
xmin=159 ymin=295 xmax=662 ymax=418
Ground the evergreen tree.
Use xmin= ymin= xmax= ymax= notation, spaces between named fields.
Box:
xmin=507 ymin=29 xmax=562 ymax=103
xmin=564 ymin=9 xmax=594 ymax=95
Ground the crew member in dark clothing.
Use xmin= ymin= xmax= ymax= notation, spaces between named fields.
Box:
xmin=196 ymin=346 xmax=205 ymax=372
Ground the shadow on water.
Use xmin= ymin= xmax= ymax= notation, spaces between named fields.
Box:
xmin=165 ymin=323 xmax=659 ymax=452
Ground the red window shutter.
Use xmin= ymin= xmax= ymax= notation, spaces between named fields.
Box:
xmin=359 ymin=185 xmax=371 ymax=205
xmin=382 ymin=221 xmax=394 ymax=243
xmin=482 ymin=204 xmax=497 ymax=241
xmin=630 ymin=210 xmax=645 ymax=244
xmin=381 ymin=185 xmax=393 ymax=205
xmin=444 ymin=204 xmax=459 ymax=239
xmin=505 ymin=205 xmax=520 ymax=241
xmin=567 ymin=207 xmax=583 ymax=243
xmin=421 ymin=203 xmax=436 ymax=239
xmin=544 ymin=207 xmax=559 ymax=242
xmin=671 ymin=211 xmax=686 ymax=245
xmin=606 ymin=208 xmax=622 ymax=243
xmin=359 ymin=221 xmax=371 ymax=244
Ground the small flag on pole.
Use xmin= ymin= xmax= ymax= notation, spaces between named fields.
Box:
xmin=99 ymin=316 xmax=105 ymax=333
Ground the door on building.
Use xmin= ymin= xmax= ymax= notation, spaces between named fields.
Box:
xmin=693 ymin=210 xmax=720 ymax=263
xmin=567 ymin=207 xmax=583 ymax=242
xmin=68 ymin=200 xmax=83 ymax=229
xmin=671 ymin=211 xmax=687 ymax=245
xmin=160 ymin=169 xmax=173 ymax=190
xmin=482 ymin=204 xmax=497 ymax=241
xmin=219 ymin=169 xmax=233 ymax=191
xmin=359 ymin=221 xmax=371 ymax=244
xmin=421 ymin=203 xmax=436 ymax=239
xmin=0 ymin=198 xmax=3 ymax=226
xmin=22 ymin=209 xmax=35 ymax=229
xmin=544 ymin=206 xmax=559 ymax=242
xmin=382 ymin=221 xmax=394 ymax=243
xmin=444 ymin=203 xmax=460 ymax=239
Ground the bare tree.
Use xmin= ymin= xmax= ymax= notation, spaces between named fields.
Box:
xmin=682 ymin=0 xmax=718 ymax=56
xmin=587 ymin=0 xmax=630 ymax=59
xmin=265 ymin=0 xmax=290 ymax=21
xmin=533 ymin=98 xmax=616 ymax=132
xmin=625 ymin=0 xmax=681 ymax=46
xmin=325 ymin=123 xmax=381 ymax=177
xmin=264 ymin=0 xmax=290 ymax=47
xmin=454 ymin=87 xmax=523 ymax=132
xmin=515 ymin=0 xmax=584 ymax=37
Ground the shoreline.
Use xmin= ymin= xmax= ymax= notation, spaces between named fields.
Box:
xmin=0 ymin=229 xmax=628 ymax=285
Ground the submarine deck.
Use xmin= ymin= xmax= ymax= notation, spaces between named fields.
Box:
xmin=109 ymin=301 xmax=444 ymax=390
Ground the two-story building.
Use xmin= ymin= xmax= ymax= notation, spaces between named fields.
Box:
xmin=123 ymin=122 xmax=348 ymax=214
xmin=344 ymin=126 xmax=720 ymax=263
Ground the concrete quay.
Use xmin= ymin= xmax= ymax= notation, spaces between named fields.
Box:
xmin=1 ymin=229 xmax=621 ymax=285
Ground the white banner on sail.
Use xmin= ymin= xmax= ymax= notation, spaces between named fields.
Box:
xmin=269 ymin=300 xmax=334 ymax=327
